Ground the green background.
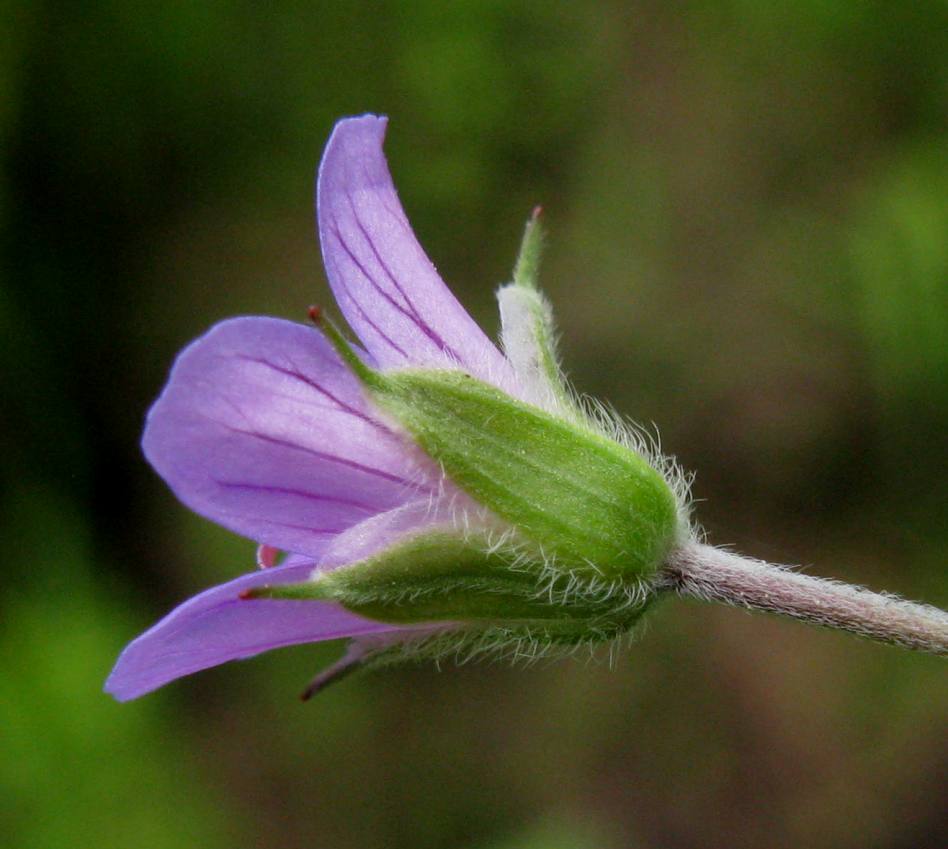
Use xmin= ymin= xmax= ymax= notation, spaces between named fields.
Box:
xmin=2 ymin=2 xmax=946 ymax=847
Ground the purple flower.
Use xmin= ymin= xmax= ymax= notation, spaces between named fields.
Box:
xmin=106 ymin=115 xmax=686 ymax=701
xmin=105 ymin=117 xmax=501 ymax=700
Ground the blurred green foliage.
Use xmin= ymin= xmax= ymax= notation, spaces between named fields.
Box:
xmin=1 ymin=490 xmax=233 ymax=848
xmin=2 ymin=2 xmax=946 ymax=848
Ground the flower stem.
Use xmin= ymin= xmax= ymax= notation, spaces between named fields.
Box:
xmin=661 ymin=542 xmax=948 ymax=655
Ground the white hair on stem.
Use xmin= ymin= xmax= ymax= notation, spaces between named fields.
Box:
xmin=662 ymin=542 xmax=948 ymax=654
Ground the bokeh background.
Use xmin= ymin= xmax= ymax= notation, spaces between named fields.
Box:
xmin=3 ymin=2 xmax=947 ymax=848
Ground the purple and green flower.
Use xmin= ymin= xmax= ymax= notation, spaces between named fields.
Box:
xmin=106 ymin=115 xmax=947 ymax=703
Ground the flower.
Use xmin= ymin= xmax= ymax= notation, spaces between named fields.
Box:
xmin=105 ymin=115 xmax=691 ymax=702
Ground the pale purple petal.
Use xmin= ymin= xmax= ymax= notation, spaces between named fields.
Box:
xmin=317 ymin=495 xmax=484 ymax=569
xmin=105 ymin=556 xmax=405 ymax=701
xmin=143 ymin=316 xmax=436 ymax=557
xmin=317 ymin=115 xmax=517 ymax=388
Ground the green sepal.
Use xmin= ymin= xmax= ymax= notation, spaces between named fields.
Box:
xmin=313 ymin=273 xmax=680 ymax=587
xmin=498 ymin=209 xmax=579 ymax=413
xmin=244 ymin=582 xmax=333 ymax=601
xmin=512 ymin=207 xmax=545 ymax=291
xmin=497 ymin=283 xmax=577 ymax=414
xmin=370 ymin=372 xmax=679 ymax=582
xmin=248 ymin=529 xmax=655 ymax=633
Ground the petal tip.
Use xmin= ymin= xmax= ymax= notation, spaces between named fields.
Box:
xmin=317 ymin=113 xmax=391 ymax=199
xmin=326 ymin=113 xmax=389 ymax=148
xmin=103 ymin=653 xmax=151 ymax=702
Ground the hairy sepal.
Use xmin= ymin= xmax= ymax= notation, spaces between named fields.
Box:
xmin=497 ymin=209 xmax=579 ymax=416
xmin=370 ymin=370 xmax=679 ymax=583
xmin=497 ymin=284 xmax=580 ymax=417
xmin=256 ymin=529 xmax=655 ymax=634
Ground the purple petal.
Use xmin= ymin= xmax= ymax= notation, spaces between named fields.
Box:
xmin=318 ymin=496 xmax=469 ymax=568
xmin=317 ymin=115 xmax=517 ymax=388
xmin=143 ymin=316 xmax=435 ymax=557
xmin=105 ymin=556 xmax=405 ymax=701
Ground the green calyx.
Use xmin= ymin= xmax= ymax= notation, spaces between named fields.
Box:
xmin=312 ymin=216 xmax=680 ymax=592
xmin=250 ymin=529 xmax=654 ymax=638
xmin=318 ymin=317 xmax=678 ymax=586
xmin=371 ymin=370 xmax=679 ymax=581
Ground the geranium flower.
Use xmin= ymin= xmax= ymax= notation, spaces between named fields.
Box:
xmin=105 ymin=115 xmax=691 ymax=701
xmin=107 ymin=116 xmax=947 ymax=702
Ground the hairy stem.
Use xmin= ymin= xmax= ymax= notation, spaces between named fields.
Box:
xmin=662 ymin=542 xmax=948 ymax=655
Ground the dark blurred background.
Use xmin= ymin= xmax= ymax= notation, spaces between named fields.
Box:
xmin=2 ymin=2 xmax=946 ymax=848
